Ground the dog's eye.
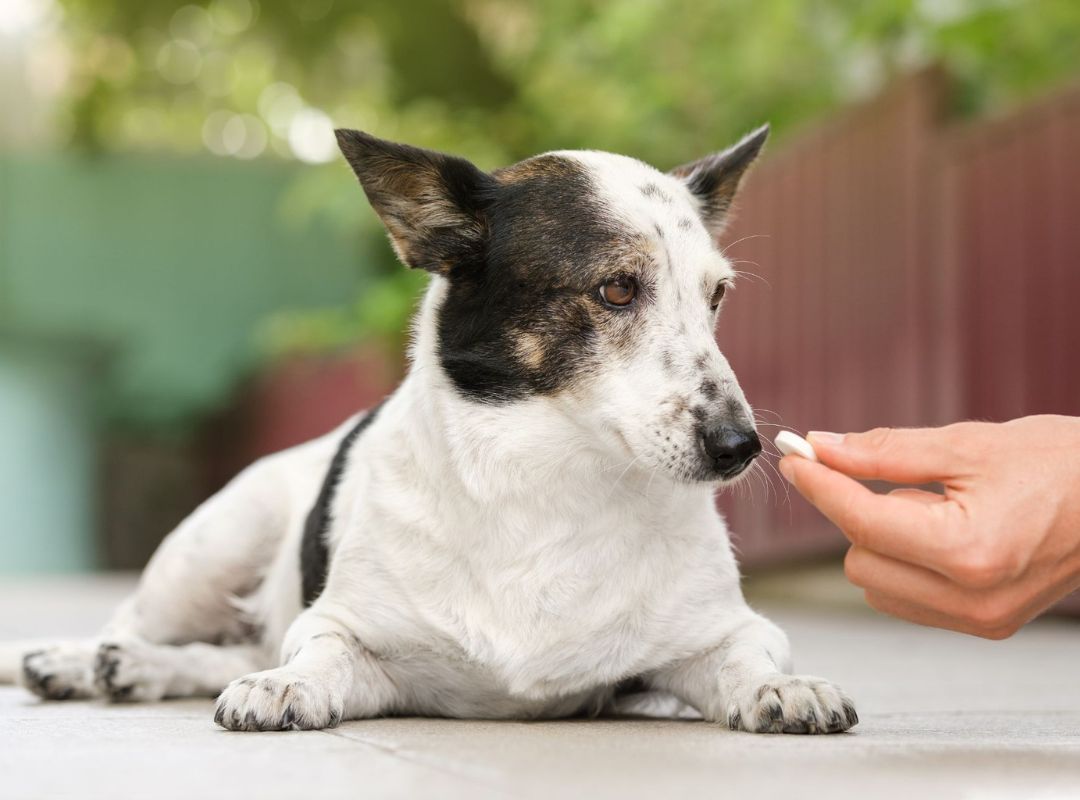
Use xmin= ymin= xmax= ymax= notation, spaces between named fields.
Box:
xmin=710 ymin=282 xmax=728 ymax=311
xmin=599 ymin=276 xmax=637 ymax=308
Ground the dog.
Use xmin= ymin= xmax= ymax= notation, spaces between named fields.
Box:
xmin=5 ymin=127 xmax=857 ymax=734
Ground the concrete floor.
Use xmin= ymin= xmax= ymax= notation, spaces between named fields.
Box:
xmin=2 ymin=573 xmax=1080 ymax=799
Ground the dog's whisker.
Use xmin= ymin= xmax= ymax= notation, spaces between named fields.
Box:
xmin=737 ymin=475 xmax=750 ymax=503
xmin=598 ymin=457 xmax=639 ymax=475
xmin=729 ymin=266 xmax=771 ymax=289
xmin=751 ymin=411 xmax=807 ymax=439
xmin=747 ymin=460 xmax=768 ymax=505
xmin=603 ymin=453 xmax=644 ymax=503
xmin=759 ymin=455 xmax=791 ymax=510
xmin=750 ymin=461 xmax=769 ymax=505
xmin=758 ymin=440 xmax=783 ymax=459
xmin=759 ymin=461 xmax=778 ymax=506
xmin=644 ymin=464 xmax=660 ymax=498
xmin=749 ymin=407 xmax=785 ymax=422
xmin=753 ymin=417 xmax=805 ymax=436
xmin=719 ymin=232 xmax=772 ymax=258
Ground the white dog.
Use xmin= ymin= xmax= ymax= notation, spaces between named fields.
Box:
xmin=8 ymin=127 xmax=857 ymax=734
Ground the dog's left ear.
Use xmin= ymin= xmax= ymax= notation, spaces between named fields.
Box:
xmin=669 ymin=124 xmax=769 ymax=237
xmin=335 ymin=129 xmax=496 ymax=275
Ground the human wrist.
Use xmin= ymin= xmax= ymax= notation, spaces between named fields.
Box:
xmin=1050 ymin=416 xmax=1080 ymax=555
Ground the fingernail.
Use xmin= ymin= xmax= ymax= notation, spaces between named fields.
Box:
xmin=778 ymin=458 xmax=794 ymax=482
xmin=808 ymin=431 xmax=845 ymax=446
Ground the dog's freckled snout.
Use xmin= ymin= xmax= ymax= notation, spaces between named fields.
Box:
xmin=700 ymin=426 xmax=762 ymax=477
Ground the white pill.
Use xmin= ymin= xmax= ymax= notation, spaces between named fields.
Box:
xmin=774 ymin=431 xmax=818 ymax=462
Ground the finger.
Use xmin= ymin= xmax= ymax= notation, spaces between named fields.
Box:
xmin=845 ymin=545 xmax=979 ymax=616
xmin=780 ymin=456 xmax=959 ymax=570
xmin=807 ymin=426 xmax=969 ymax=484
xmin=861 ymin=590 xmax=1012 ymax=638
xmin=849 ymin=546 xmax=1063 ymax=638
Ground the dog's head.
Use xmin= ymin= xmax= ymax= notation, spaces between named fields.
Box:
xmin=337 ymin=128 xmax=768 ymax=484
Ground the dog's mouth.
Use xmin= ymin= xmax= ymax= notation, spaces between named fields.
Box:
xmin=719 ymin=459 xmax=756 ymax=480
xmin=686 ymin=457 xmax=758 ymax=485
xmin=654 ymin=448 xmax=759 ymax=486
xmin=715 ymin=456 xmax=759 ymax=483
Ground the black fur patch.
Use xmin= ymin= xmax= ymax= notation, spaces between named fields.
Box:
xmin=300 ymin=401 xmax=386 ymax=607
xmin=639 ymin=182 xmax=671 ymax=203
xmin=436 ymin=155 xmax=649 ymax=402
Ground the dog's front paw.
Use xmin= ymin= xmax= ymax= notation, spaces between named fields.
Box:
xmin=214 ymin=668 xmax=344 ymax=732
xmin=727 ymin=674 xmax=857 ymax=734
xmin=20 ymin=645 xmax=97 ymax=701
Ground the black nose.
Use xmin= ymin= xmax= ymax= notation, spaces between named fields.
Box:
xmin=701 ymin=426 xmax=762 ymax=476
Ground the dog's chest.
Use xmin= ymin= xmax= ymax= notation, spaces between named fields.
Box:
xmin=335 ymin=489 xmax=734 ymax=702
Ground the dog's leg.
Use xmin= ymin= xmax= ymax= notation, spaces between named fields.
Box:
xmin=10 ymin=431 xmax=321 ymax=704
xmin=92 ymin=639 xmax=265 ymax=702
xmin=214 ymin=612 xmax=396 ymax=731
xmin=20 ymin=609 xmax=271 ymax=703
xmin=650 ymin=611 xmax=858 ymax=734
xmin=22 ymin=636 xmax=267 ymax=703
xmin=19 ymin=443 xmax=330 ymax=704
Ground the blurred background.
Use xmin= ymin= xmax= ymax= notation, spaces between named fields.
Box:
xmin=1 ymin=0 xmax=1078 ymax=592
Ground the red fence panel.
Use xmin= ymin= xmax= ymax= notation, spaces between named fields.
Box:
xmin=204 ymin=346 xmax=402 ymax=490
xmin=720 ymin=68 xmax=1080 ymax=583
xmin=716 ymin=69 xmax=953 ymax=564
xmin=944 ymin=84 xmax=1080 ymax=423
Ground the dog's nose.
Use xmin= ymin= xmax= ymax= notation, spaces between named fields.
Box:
xmin=701 ymin=426 xmax=762 ymax=476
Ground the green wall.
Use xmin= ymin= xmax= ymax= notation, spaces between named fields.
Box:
xmin=0 ymin=154 xmax=369 ymax=432
xmin=0 ymin=154 xmax=370 ymax=571
xmin=0 ymin=341 xmax=98 ymax=574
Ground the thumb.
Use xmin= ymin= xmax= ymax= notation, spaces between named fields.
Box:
xmin=807 ymin=427 xmax=961 ymax=484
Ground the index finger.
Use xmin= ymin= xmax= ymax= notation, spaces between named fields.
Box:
xmin=807 ymin=426 xmax=967 ymax=485
xmin=780 ymin=455 xmax=959 ymax=573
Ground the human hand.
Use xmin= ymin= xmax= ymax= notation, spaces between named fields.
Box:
xmin=778 ymin=415 xmax=1080 ymax=638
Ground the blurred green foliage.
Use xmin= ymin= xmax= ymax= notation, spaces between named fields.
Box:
xmin=55 ymin=0 xmax=1080 ymax=356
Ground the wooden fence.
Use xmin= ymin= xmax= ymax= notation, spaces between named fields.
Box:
xmin=717 ymin=67 xmax=1080 ymax=567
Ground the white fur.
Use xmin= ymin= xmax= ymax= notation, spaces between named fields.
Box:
xmin=7 ymin=150 xmax=856 ymax=735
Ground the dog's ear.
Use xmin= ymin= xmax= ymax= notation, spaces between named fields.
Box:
xmin=669 ymin=124 xmax=769 ymax=237
xmin=335 ymin=129 xmax=495 ymax=275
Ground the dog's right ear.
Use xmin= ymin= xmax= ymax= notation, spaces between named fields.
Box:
xmin=669 ymin=124 xmax=769 ymax=238
xmin=335 ymin=129 xmax=495 ymax=275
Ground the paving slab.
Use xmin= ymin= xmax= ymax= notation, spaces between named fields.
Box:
xmin=1 ymin=574 xmax=1078 ymax=799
